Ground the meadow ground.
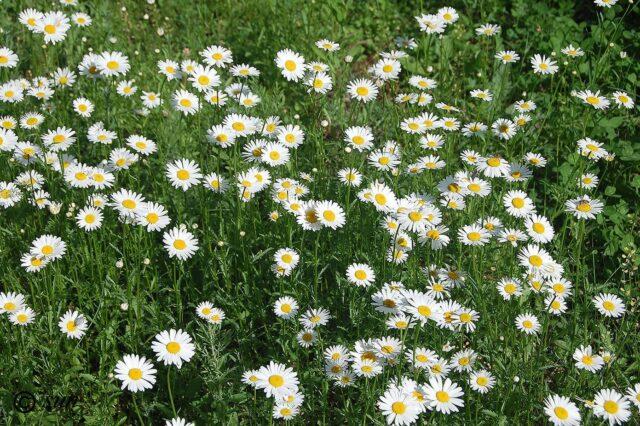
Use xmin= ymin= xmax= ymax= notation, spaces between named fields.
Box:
xmin=0 ymin=0 xmax=639 ymax=424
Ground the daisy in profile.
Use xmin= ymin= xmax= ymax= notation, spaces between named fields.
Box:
xmin=173 ymin=90 xmax=200 ymax=115
xmin=76 ymin=206 xmax=103 ymax=231
xmin=495 ymin=50 xmax=520 ymax=64
xmin=458 ymin=225 xmax=490 ymax=246
xmin=201 ymin=45 xmax=233 ymax=67
xmin=577 ymin=138 xmax=608 ymax=160
xmin=151 ymin=329 xmax=195 ymax=369
xmin=347 ymin=78 xmax=378 ymax=103
xmin=476 ymin=23 xmax=501 ymax=36
xmin=0 ymin=48 xmax=18 ymax=68
xmin=97 ymin=51 xmax=130 ymax=77
xmin=424 ymin=376 xmax=464 ymax=414
xmin=316 ymin=39 xmax=340 ymax=51
xmin=206 ymin=308 xmax=225 ymax=325
xmin=592 ymin=389 xmax=630 ymax=425
xmin=43 ymin=126 xmax=76 ymax=152
xmin=231 ymin=63 xmax=260 ymax=78
xmin=10 ymin=307 xmax=36 ymax=326
xmin=162 ymin=226 xmax=199 ymax=260
xmin=299 ymin=308 xmax=330 ymax=329
xmin=111 ymin=189 xmax=145 ymax=217
xmin=71 ymin=12 xmax=92 ymax=27
xmin=593 ymin=293 xmax=625 ymax=318
xmin=531 ymin=54 xmax=558 ymax=75
xmin=515 ymin=313 xmax=540 ymax=335
xmin=416 ymin=14 xmax=445 ymax=34
xmin=573 ymin=345 xmax=604 ymax=373
xmin=0 ymin=181 xmax=22 ymax=207
xmin=346 ymin=263 xmax=375 ymax=287
xmin=18 ymin=112 xmax=43 ymax=130
xmin=543 ymin=394 xmax=581 ymax=426
xmin=30 ymin=234 xmax=66 ymax=260
xmin=561 ymin=44 xmax=584 ymax=57
xmin=165 ymin=417 xmax=194 ymax=426
xmin=19 ymin=9 xmax=44 ymax=31
xmin=0 ymin=292 xmax=25 ymax=314
xmin=202 ymin=173 xmax=227 ymax=193
xmin=166 ymin=159 xmax=203 ymax=191
xmin=477 ymin=155 xmax=509 ymax=178
xmin=377 ymin=385 xmax=421 ymax=425
xmin=272 ymin=404 xmax=299 ymax=421
xmin=565 ymin=195 xmax=603 ymax=220
xmin=275 ymin=49 xmax=306 ymax=81
xmin=114 ymin=354 xmax=157 ymax=393
xmin=21 ymin=254 xmax=48 ymax=273
xmin=575 ymin=90 xmax=610 ymax=110
xmin=135 ymin=202 xmax=170 ymax=231
xmin=274 ymin=296 xmax=298 ymax=319
xmin=255 ymin=362 xmax=299 ymax=398
xmin=611 ymin=91 xmax=634 ymax=109
xmin=469 ymin=370 xmax=495 ymax=394
xmin=58 ymin=310 xmax=88 ymax=339
xmin=626 ymin=384 xmax=640 ymax=409
xmin=127 ymin=135 xmax=156 ymax=155
xmin=470 ymin=89 xmax=493 ymax=101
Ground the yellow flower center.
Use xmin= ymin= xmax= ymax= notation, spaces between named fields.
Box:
xmin=284 ymin=60 xmax=297 ymax=71
xmin=487 ymin=157 xmax=501 ymax=167
xmin=323 ymin=211 xmax=336 ymax=222
xmin=468 ymin=232 xmax=481 ymax=241
xmin=576 ymin=202 xmax=592 ymax=212
xmin=173 ymin=239 xmax=187 ymax=250
xmin=603 ymin=400 xmax=618 ymax=414
xmin=128 ymin=368 xmax=142 ymax=380
xmin=122 ymin=199 xmax=136 ymax=209
xmin=268 ymin=374 xmax=284 ymax=387
xmin=532 ymin=223 xmax=545 ymax=234
xmin=176 ymin=169 xmax=190 ymax=180
xmin=166 ymin=341 xmax=181 ymax=354
xmin=391 ymin=402 xmax=406 ymax=414
xmin=436 ymin=391 xmax=450 ymax=403
xmin=529 ymin=255 xmax=542 ymax=267
xmin=356 ymin=87 xmax=369 ymax=96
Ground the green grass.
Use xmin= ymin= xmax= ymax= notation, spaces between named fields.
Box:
xmin=0 ymin=0 xmax=639 ymax=424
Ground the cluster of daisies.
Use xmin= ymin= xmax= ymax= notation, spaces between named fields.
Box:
xmin=0 ymin=290 xmax=89 ymax=338
xmin=1 ymin=0 xmax=638 ymax=424
xmin=241 ymin=362 xmax=303 ymax=420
